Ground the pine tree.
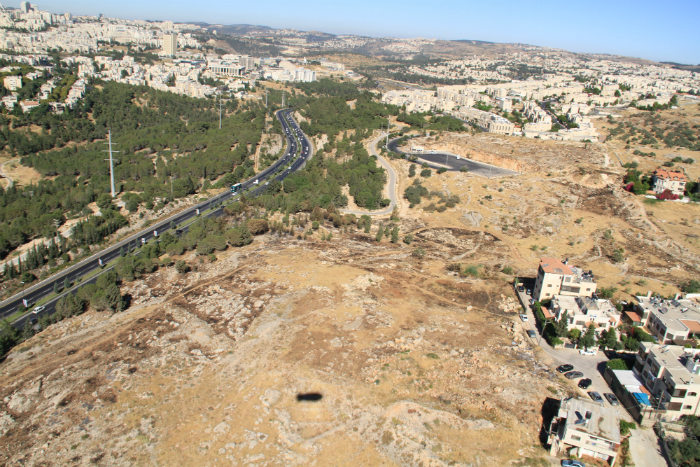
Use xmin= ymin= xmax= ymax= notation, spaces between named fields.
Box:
xmin=391 ymin=226 xmax=399 ymax=244
xmin=64 ymin=276 xmax=70 ymax=290
xmin=376 ymin=224 xmax=384 ymax=242
xmin=54 ymin=281 xmax=59 ymax=294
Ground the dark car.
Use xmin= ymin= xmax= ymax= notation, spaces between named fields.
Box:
xmin=526 ymin=330 xmax=536 ymax=338
xmin=578 ymin=378 xmax=593 ymax=389
xmin=557 ymin=364 xmax=574 ymax=373
xmin=588 ymin=391 xmax=604 ymax=403
xmin=565 ymin=371 xmax=584 ymax=380
xmin=517 ymin=286 xmax=525 ymax=292
xmin=561 ymin=460 xmax=585 ymax=467
xmin=604 ymin=393 xmax=620 ymax=406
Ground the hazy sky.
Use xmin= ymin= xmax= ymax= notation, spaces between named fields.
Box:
xmin=19 ymin=0 xmax=700 ymax=64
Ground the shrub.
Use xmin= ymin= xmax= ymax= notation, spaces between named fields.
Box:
xmin=620 ymin=420 xmax=637 ymax=436
xmin=437 ymin=167 xmax=447 ymax=174
xmin=462 ymin=265 xmax=480 ymax=277
xmin=403 ymin=233 xmax=414 ymax=245
xmin=247 ymin=219 xmax=269 ymax=235
xmin=683 ymin=280 xmax=700 ymax=294
xmin=196 ymin=239 xmax=215 ymax=255
xmin=502 ymin=266 xmax=514 ymax=275
xmin=598 ymin=286 xmax=617 ymax=299
xmin=460 ymin=166 xmax=469 ymax=173
xmin=420 ymin=169 xmax=432 ymax=178
xmin=175 ymin=260 xmax=189 ymax=274
xmin=413 ymin=247 xmax=426 ymax=259
xmin=312 ymin=221 xmax=320 ymax=230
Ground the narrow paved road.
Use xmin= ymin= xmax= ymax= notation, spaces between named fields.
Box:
xmin=0 ymin=160 xmax=14 ymax=188
xmin=341 ymin=132 xmax=397 ymax=217
xmin=629 ymin=427 xmax=669 ymax=467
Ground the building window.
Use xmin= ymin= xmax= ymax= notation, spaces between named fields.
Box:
xmin=547 ymin=284 xmax=553 ymax=287
xmin=685 ymin=405 xmax=693 ymax=410
xmin=690 ymin=392 xmax=697 ymax=397
xmin=546 ymin=293 xmax=551 ymax=297
xmin=571 ymin=435 xmax=581 ymax=441
xmin=586 ymin=288 xmax=591 ymax=291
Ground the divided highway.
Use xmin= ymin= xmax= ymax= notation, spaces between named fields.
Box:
xmin=2 ymin=109 xmax=313 ymax=328
xmin=387 ymin=138 xmax=519 ymax=178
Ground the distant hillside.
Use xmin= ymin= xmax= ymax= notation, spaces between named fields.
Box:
xmin=661 ymin=61 xmax=700 ymax=73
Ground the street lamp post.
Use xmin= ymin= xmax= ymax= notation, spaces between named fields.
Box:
xmin=20 ymin=280 xmax=25 ymax=310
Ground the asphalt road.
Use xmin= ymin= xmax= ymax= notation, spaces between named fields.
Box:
xmin=5 ymin=109 xmax=312 ymax=329
xmin=387 ymin=138 xmax=519 ymax=178
xmin=341 ymin=132 xmax=397 ymax=217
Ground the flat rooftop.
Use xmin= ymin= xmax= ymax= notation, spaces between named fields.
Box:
xmin=642 ymin=343 xmax=700 ymax=386
xmin=562 ymin=397 xmax=620 ymax=443
xmin=637 ymin=296 xmax=700 ymax=334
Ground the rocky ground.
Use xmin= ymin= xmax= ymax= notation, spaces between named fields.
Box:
xmin=0 ymin=227 xmax=562 ymax=466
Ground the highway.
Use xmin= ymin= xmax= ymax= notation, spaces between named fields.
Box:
xmin=387 ymin=138 xmax=519 ymax=178
xmin=4 ymin=109 xmax=313 ymax=329
xmin=341 ymin=132 xmax=397 ymax=217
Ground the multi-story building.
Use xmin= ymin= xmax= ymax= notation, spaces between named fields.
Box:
xmin=631 ymin=293 xmax=700 ymax=343
xmin=633 ymin=343 xmax=700 ymax=420
xmin=532 ymin=258 xmax=597 ymax=302
xmin=162 ymin=34 xmax=177 ymax=57
xmin=3 ymin=75 xmax=22 ymax=90
xmin=551 ymin=295 xmax=620 ymax=333
xmin=651 ymin=168 xmax=687 ymax=196
xmin=548 ymin=397 xmax=621 ymax=466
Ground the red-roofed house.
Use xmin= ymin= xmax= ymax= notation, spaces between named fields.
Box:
xmin=652 ymin=168 xmax=688 ymax=196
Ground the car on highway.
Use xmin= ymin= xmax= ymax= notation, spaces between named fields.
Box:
xmin=32 ymin=306 xmax=45 ymax=314
xmin=578 ymin=378 xmax=593 ymax=389
xmin=588 ymin=391 xmax=604 ymax=403
xmin=604 ymin=393 xmax=620 ymax=406
xmin=526 ymin=330 xmax=536 ymax=338
xmin=579 ymin=348 xmax=597 ymax=356
xmin=561 ymin=460 xmax=585 ymax=467
xmin=519 ymin=314 xmax=528 ymax=322
xmin=565 ymin=371 xmax=584 ymax=380
xmin=557 ymin=364 xmax=574 ymax=373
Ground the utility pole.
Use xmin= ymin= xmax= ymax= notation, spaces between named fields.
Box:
xmin=282 ymin=91 xmax=285 ymax=108
xmin=102 ymin=130 xmax=119 ymax=198
xmin=264 ymin=90 xmax=268 ymax=108
xmin=219 ymin=95 xmax=223 ymax=130
xmin=385 ymin=120 xmax=390 ymax=149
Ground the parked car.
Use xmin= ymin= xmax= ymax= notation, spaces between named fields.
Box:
xmin=604 ymin=393 xmax=620 ymax=406
xmin=578 ymin=378 xmax=593 ymax=389
xmin=562 ymin=460 xmax=585 ymax=467
xmin=579 ymin=348 xmax=597 ymax=356
xmin=526 ymin=289 xmax=532 ymax=295
xmin=527 ymin=330 xmax=536 ymax=338
xmin=519 ymin=314 xmax=528 ymax=322
xmin=565 ymin=371 xmax=584 ymax=380
xmin=557 ymin=364 xmax=574 ymax=373
xmin=517 ymin=286 xmax=525 ymax=293
xmin=32 ymin=306 xmax=45 ymax=314
xmin=588 ymin=391 xmax=604 ymax=403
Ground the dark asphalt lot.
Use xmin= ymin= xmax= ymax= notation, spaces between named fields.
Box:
xmin=387 ymin=139 xmax=519 ymax=178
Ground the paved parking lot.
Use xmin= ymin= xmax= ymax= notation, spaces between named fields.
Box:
xmin=513 ymin=285 xmax=633 ymax=420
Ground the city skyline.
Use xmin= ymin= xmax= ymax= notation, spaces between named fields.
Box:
xmin=13 ymin=0 xmax=700 ymax=65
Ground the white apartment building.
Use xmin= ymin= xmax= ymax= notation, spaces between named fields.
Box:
xmin=533 ymin=258 xmax=597 ymax=302
xmin=162 ymin=34 xmax=177 ymax=57
xmin=633 ymin=343 xmax=700 ymax=420
xmin=548 ymin=397 xmax=620 ymax=466
xmin=632 ymin=294 xmax=700 ymax=344
xmin=651 ymin=168 xmax=687 ymax=196
xmin=3 ymin=75 xmax=22 ymax=90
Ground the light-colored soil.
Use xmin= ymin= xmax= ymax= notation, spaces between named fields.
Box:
xmin=0 ymin=229 xmax=560 ymax=466
xmin=1 ymin=159 xmax=42 ymax=187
